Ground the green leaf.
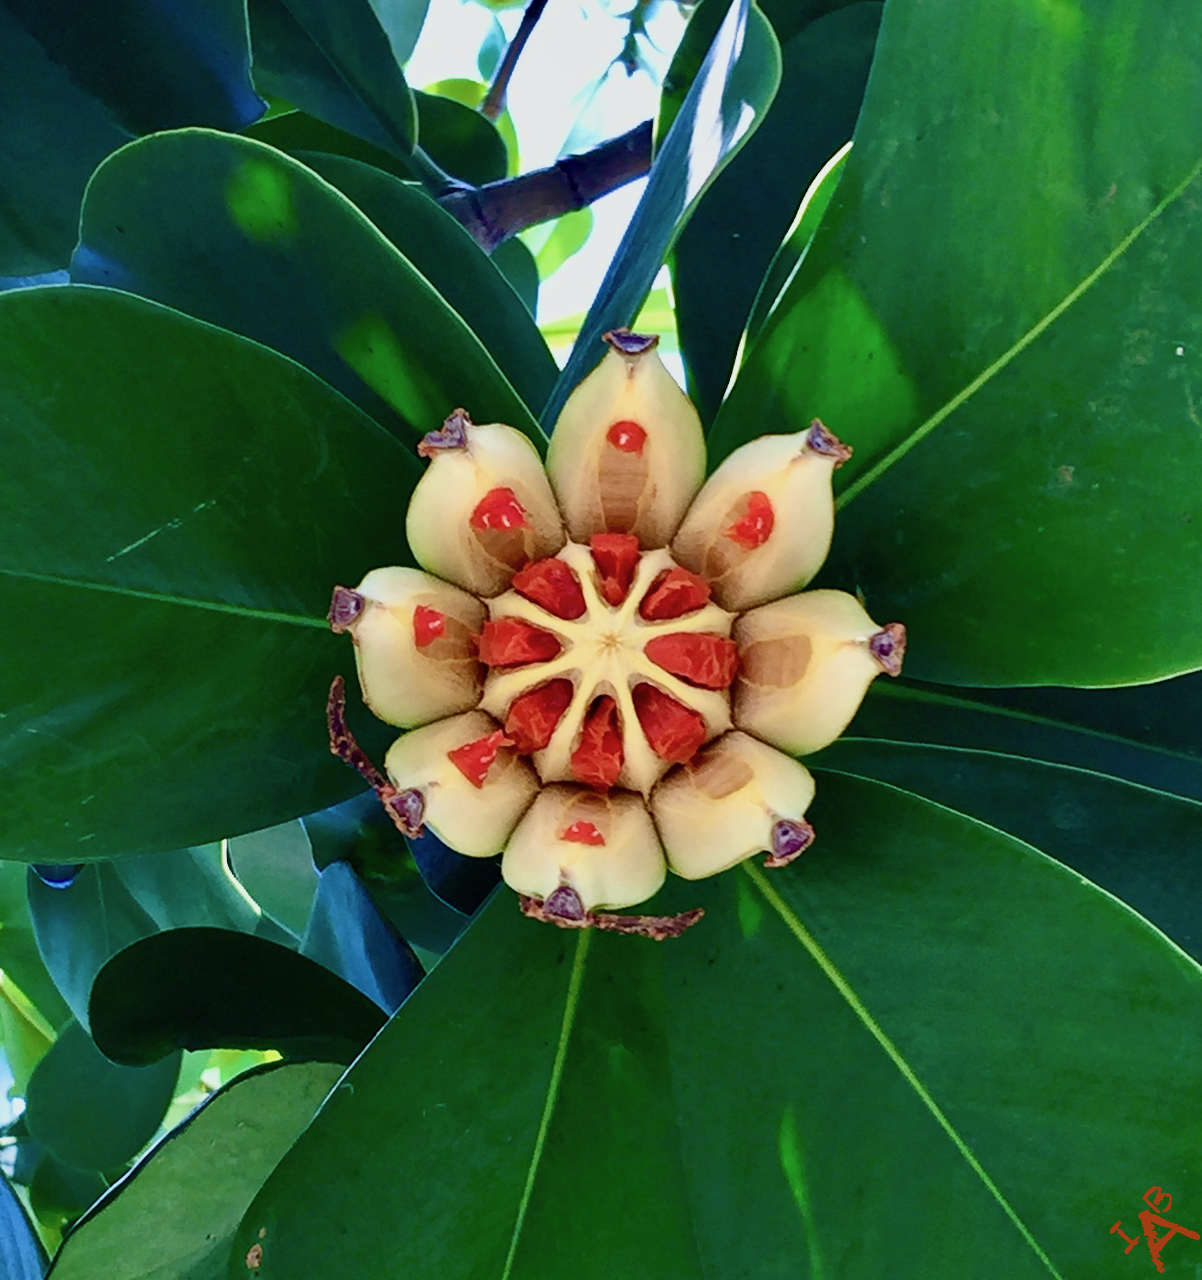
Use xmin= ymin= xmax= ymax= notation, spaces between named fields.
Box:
xmin=0 ymin=1165 xmax=46 ymax=1280
xmin=228 ymin=775 xmax=1202 ymax=1276
xmin=0 ymin=0 xmax=264 ymax=276
xmin=0 ymin=7 xmax=130 ymax=275
xmin=293 ymin=151 xmax=555 ymax=416
xmin=817 ymin=738 xmax=1202 ymax=966
xmin=29 ymin=1157 xmax=105 ymax=1240
xmin=491 ymin=238 xmax=539 ymax=317
xmin=227 ymin=822 xmax=318 ymax=940
xmin=0 ymin=284 xmax=417 ymax=862
xmin=25 ymin=1021 xmax=179 ymax=1173
xmin=744 ymin=143 xmax=847 ymax=344
xmin=413 ymin=90 xmax=507 ymax=185
xmin=247 ymin=0 xmax=417 ymax=156
xmin=368 ymin=0 xmax=431 ymax=67
xmin=672 ymin=3 xmax=880 ymax=424
xmin=245 ymin=108 xmax=412 ymax=178
xmin=525 ymin=208 xmax=593 ymax=281
xmin=0 ymin=862 xmax=70 ymax=1029
xmin=88 ymin=928 xmax=385 ymax=1066
xmin=46 ymin=1060 xmax=343 ymax=1280
xmin=422 ymin=79 xmax=519 ymax=175
xmin=847 ymin=674 xmax=1202 ymax=806
xmin=716 ymin=0 xmax=1202 ymax=685
xmin=72 ymin=130 xmax=543 ymax=448
xmin=299 ymin=861 xmax=422 ymax=1013
xmin=540 ymin=0 xmax=781 ymax=429
xmin=28 ymin=849 xmax=260 ymax=1028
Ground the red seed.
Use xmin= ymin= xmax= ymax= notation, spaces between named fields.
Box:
xmin=638 ymin=567 xmax=712 ymax=620
xmin=571 ymin=695 xmax=624 ymax=790
xmin=470 ymin=487 xmax=530 ymax=532
xmin=633 ymin=684 xmax=707 ymax=762
xmin=589 ymin=533 xmax=641 ymax=606
xmin=562 ymin=820 xmax=605 ymax=846
xmin=644 ymin=633 xmax=739 ymax=690
xmin=504 ymin=679 xmax=574 ymax=752
xmin=511 ymin=558 xmax=586 ymax=620
xmin=606 ymin=420 xmax=647 ymax=455
xmin=725 ymin=491 xmax=775 ymax=550
xmin=478 ymin=618 xmax=561 ymax=667
xmin=412 ymin=605 xmax=446 ymax=648
xmin=447 ymin=729 xmax=512 ymax=788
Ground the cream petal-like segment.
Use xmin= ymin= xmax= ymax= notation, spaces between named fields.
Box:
xmin=406 ymin=414 xmax=564 ymax=597
xmin=671 ymin=422 xmax=850 ymax=611
xmin=338 ymin=567 xmax=485 ymax=728
xmin=651 ymin=732 xmax=815 ymax=879
xmin=501 ymin=784 xmax=666 ymax=909
xmin=383 ymin=711 xmax=538 ymax=857
xmin=733 ymin=589 xmax=904 ymax=756
xmin=546 ymin=332 xmax=705 ymax=548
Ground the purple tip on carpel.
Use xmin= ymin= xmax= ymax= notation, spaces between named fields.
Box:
xmin=418 ymin=408 xmax=471 ymax=457
xmin=544 ymin=884 xmax=588 ymax=922
xmin=869 ymin=623 xmax=907 ymax=677
xmin=328 ymin=586 xmax=365 ymax=633
xmin=805 ymin=419 xmax=853 ymax=467
xmin=387 ymin=788 xmax=425 ymax=838
xmin=765 ymin=818 xmax=815 ymax=868
xmin=603 ymin=328 xmax=659 ymax=356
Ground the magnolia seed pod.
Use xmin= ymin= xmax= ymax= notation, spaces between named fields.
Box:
xmin=732 ymin=589 xmax=905 ymax=756
xmin=329 ymin=568 xmax=485 ymax=727
xmin=671 ymin=421 xmax=852 ymax=611
xmin=502 ymin=784 xmax=667 ymax=909
xmin=383 ymin=711 xmax=539 ymax=857
xmin=406 ymin=410 xmax=565 ymax=597
xmin=546 ymin=330 xmax=706 ymax=548
xmin=650 ymin=731 xmax=816 ymax=879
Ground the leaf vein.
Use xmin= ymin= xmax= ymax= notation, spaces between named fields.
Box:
xmin=744 ymin=862 xmax=1065 ymax=1280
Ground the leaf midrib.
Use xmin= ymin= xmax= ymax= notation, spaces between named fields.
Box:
xmin=744 ymin=862 xmax=1066 ymax=1280
xmin=500 ymin=929 xmax=591 ymax=1280
xmin=836 ymin=158 xmax=1202 ymax=510
xmin=0 ymin=567 xmax=327 ymax=629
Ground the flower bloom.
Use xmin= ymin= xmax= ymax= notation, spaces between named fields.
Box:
xmin=328 ymin=331 xmax=904 ymax=939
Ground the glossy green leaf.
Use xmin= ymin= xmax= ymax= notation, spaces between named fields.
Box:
xmin=0 ymin=284 xmax=416 ymax=862
xmin=422 ymin=79 xmax=519 ymax=175
xmin=847 ymin=673 xmax=1202 ymax=806
xmin=491 ymin=238 xmax=539 ymax=317
xmin=72 ymin=131 xmax=542 ymax=447
xmin=0 ymin=982 xmax=55 ymax=1098
xmin=818 ymin=739 xmax=1202 ymax=965
xmin=6 ymin=0 xmax=262 ymax=136
xmin=0 ymin=1166 xmax=46 ymax=1280
xmin=0 ymin=0 xmax=262 ymax=272
xmin=0 ymin=6 xmax=129 ymax=275
xmin=717 ymin=0 xmax=1202 ymax=685
xmin=245 ymin=108 xmax=412 ymax=178
xmin=657 ymin=0 xmax=857 ymax=141
xmin=247 ymin=0 xmax=416 ymax=156
xmin=301 ymin=793 xmax=472 ymax=958
xmin=46 ymin=1060 xmax=343 ymax=1280
xmin=228 ymin=822 xmax=318 ymax=940
xmin=300 ymin=861 xmax=422 ymax=1013
xmin=29 ymin=1157 xmax=105 ymax=1240
xmin=293 ymin=152 xmax=555 ymax=415
xmin=413 ymin=90 xmax=506 ymax=185
xmin=0 ymin=862 xmax=70 ymax=1029
xmin=524 ymin=208 xmax=593 ymax=280
xmin=540 ymin=0 xmax=781 ymax=428
xmin=28 ymin=850 xmax=260 ymax=1028
xmin=229 ymin=773 xmax=1202 ymax=1276
xmin=672 ymin=3 xmax=880 ymax=424
xmin=368 ymin=0 xmax=430 ymax=67
xmin=25 ymin=1021 xmax=179 ymax=1172
xmin=88 ymin=928 xmax=385 ymax=1067
xmin=744 ymin=143 xmax=847 ymax=343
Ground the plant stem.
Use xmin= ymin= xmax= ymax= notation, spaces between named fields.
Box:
xmin=481 ymin=0 xmax=552 ymax=121
xmin=439 ymin=119 xmax=653 ymax=251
